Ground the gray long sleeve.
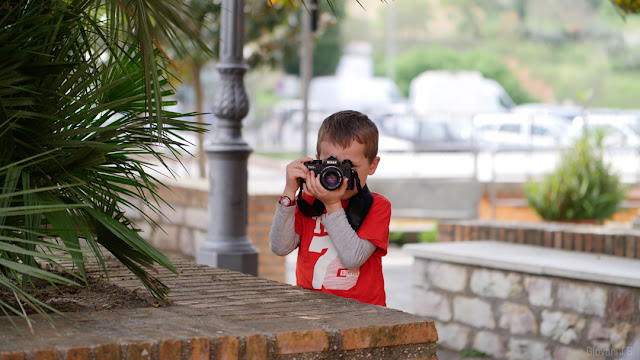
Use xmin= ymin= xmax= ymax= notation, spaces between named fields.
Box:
xmin=321 ymin=208 xmax=376 ymax=269
xmin=269 ymin=204 xmax=376 ymax=268
xmin=269 ymin=204 xmax=299 ymax=256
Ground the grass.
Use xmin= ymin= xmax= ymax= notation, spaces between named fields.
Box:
xmin=460 ymin=348 xmax=491 ymax=358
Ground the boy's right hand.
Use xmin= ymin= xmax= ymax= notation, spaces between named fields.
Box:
xmin=283 ymin=157 xmax=313 ymax=198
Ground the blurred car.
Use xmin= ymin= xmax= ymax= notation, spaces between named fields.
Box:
xmin=409 ymin=71 xmax=514 ymax=116
xmin=566 ymin=111 xmax=640 ymax=149
xmin=512 ymin=103 xmax=583 ymax=122
xmin=381 ymin=113 xmax=477 ymax=152
xmin=473 ymin=112 xmax=570 ymax=150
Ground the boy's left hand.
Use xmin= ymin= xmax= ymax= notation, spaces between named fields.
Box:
xmin=303 ymin=171 xmax=348 ymax=214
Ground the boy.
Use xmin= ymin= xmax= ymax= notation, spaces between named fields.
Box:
xmin=269 ymin=110 xmax=391 ymax=306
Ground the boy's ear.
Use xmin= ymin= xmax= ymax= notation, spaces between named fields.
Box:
xmin=368 ymin=156 xmax=380 ymax=175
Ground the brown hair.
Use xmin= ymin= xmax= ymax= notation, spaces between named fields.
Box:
xmin=316 ymin=110 xmax=379 ymax=163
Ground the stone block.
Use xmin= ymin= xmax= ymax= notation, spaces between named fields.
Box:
xmin=498 ymin=302 xmax=537 ymax=335
xmin=151 ymin=224 xmax=180 ymax=251
xmin=508 ymin=338 xmax=550 ymax=360
xmin=473 ymin=331 xmax=505 ymax=358
xmin=412 ymin=259 xmax=429 ymax=288
xmin=587 ymin=320 xmax=632 ymax=350
xmin=434 ymin=321 xmax=469 ymax=351
xmin=413 ymin=289 xmax=451 ymax=322
xmin=184 ymin=207 xmax=209 ymax=231
xmin=611 ymin=290 xmax=634 ymax=320
xmin=470 ymin=268 xmax=522 ymax=299
xmin=553 ymin=345 xmax=604 ymax=360
xmin=540 ymin=310 xmax=586 ymax=345
xmin=179 ymin=227 xmax=195 ymax=256
xmin=453 ymin=296 xmax=495 ymax=329
xmin=557 ymin=282 xmax=607 ymax=316
xmin=429 ymin=262 xmax=467 ymax=292
xmin=524 ymin=276 xmax=553 ymax=307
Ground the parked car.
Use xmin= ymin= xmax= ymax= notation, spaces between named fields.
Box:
xmin=473 ymin=112 xmax=570 ymax=150
xmin=381 ymin=113 xmax=477 ymax=152
xmin=566 ymin=111 xmax=640 ymax=149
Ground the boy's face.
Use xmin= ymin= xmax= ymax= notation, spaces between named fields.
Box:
xmin=317 ymin=140 xmax=380 ymax=200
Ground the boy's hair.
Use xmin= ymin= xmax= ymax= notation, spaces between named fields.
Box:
xmin=316 ymin=110 xmax=379 ymax=163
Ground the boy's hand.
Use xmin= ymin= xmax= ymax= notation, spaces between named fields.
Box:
xmin=303 ymin=171 xmax=348 ymax=214
xmin=283 ymin=157 xmax=313 ymax=198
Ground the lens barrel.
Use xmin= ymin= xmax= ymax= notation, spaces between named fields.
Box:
xmin=320 ymin=166 xmax=343 ymax=191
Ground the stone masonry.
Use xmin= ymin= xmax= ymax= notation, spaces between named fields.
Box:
xmin=0 ymin=254 xmax=438 ymax=360
xmin=409 ymin=244 xmax=640 ymax=360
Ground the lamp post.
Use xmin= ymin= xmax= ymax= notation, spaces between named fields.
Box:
xmin=196 ymin=0 xmax=258 ymax=275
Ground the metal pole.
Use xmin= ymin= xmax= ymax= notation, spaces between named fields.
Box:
xmin=196 ymin=0 xmax=258 ymax=275
xmin=300 ymin=3 xmax=314 ymax=157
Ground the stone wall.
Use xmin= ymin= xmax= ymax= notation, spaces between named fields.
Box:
xmin=124 ymin=179 xmax=285 ymax=282
xmin=412 ymin=257 xmax=639 ymax=359
xmin=437 ymin=220 xmax=640 ymax=259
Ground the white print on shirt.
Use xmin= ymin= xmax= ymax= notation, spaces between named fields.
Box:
xmin=308 ymin=215 xmax=359 ymax=290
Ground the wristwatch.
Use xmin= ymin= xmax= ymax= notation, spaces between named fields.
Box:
xmin=278 ymin=195 xmax=295 ymax=207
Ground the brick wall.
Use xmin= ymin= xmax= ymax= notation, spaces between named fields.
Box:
xmin=0 ymin=254 xmax=439 ymax=360
xmin=124 ymin=180 xmax=285 ymax=282
xmin=437 ymin=220 xmax=640 ymax=259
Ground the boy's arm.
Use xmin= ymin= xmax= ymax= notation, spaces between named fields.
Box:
xmin=321 ymin=209 xmax=376 ymax=269
xmin=269 ymin=203 xmax=300 ymax=256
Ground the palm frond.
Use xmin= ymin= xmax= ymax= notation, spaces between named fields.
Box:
xmin=0 ymin=0 xmax=209 ymax=330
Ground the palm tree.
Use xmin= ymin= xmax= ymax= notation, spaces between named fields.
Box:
xmin=0 ymin=0 xmax=210 ymax=328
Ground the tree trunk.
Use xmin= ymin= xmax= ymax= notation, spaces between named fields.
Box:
xmin=193 ymin=61 xmax=206 ymax=178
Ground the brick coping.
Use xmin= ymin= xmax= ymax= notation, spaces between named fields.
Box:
xmin=405 ymin=240 xmax=640 ymax=287
xmin=0 ymin=255 xmax=438 ymax=359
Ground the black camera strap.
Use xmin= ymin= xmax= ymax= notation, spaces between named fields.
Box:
xmin=296 ymin=174 xmax=373 ymax=232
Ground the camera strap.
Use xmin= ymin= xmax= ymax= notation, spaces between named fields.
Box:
xmin=296 ymin=174 xmax=373 ymax=232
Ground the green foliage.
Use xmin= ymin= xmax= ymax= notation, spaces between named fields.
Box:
xmin=282 ymin=1 xmax=344 ymax=76
xmin=418 ymin=226 xmax=438 ymax=243
xmin=393 ymin=46 xmax=536 ymax=104
xmin=1 ymin=0 xmax=206 ymax=329
xmin=460 ymin=348 xmax=491 ymax=358
xmin=524 ymin=129 xmax=627 ymax=222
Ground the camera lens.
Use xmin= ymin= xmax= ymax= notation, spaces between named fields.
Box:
xmin=320 ymin=167 xmax=343 ymax=191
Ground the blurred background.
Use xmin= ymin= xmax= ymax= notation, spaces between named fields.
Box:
xmin=160 ymin=0 xmax=640 ymax=223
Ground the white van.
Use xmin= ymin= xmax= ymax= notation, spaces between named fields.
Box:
xmin=409 ymin=71 xmax=514 ymax=115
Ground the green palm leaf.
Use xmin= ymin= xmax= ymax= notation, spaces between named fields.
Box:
xmin=1 ymin=0 xmax=209 ymax=331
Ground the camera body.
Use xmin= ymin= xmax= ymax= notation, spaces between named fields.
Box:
xmin=302 ymin=156 xmax=357 ymax=191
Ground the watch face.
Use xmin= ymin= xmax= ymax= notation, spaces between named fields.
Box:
xmin=279 ymin=196 xmax=291 ymax=207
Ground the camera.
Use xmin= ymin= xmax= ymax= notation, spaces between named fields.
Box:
xmin=302 ymin=156 xmax=357 ymax=191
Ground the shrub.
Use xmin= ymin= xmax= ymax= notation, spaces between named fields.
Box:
xmin=524 ymin=128 xmax=628 ymax=222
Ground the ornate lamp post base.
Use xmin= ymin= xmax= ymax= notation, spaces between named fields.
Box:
xmin=196 ymin=0 xmax=258 ymax=276
xmin=196 ymin=244 xmax=258 ymax=275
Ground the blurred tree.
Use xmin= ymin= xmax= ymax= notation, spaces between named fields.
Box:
xmin=166 ymin=0 xmax=302 ymax=177
xmin=282 ymin=1 xmax=344 ymax=76
xmin=394 ymin=46 xmax=536 ymax=104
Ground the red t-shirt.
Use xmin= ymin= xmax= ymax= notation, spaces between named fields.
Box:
xmin=294 ymin=191 xmax=391 ymax=306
